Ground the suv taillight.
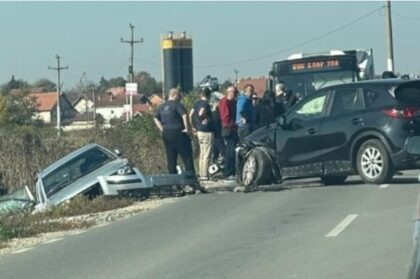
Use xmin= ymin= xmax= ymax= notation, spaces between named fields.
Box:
xmin=384 ymin=107 xmax=420 ymax=119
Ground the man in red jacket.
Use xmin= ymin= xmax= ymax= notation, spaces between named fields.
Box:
xmin=219 ymin=86 xmax=238 ymax=180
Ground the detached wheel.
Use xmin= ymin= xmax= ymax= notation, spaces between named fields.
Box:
xmin=321 ymin=175 xmax=347 ymax=185
xmin=241 ymin=148 xmax=272 ymax=188
xmin=356 ymin=139 xmax=394 ymax=184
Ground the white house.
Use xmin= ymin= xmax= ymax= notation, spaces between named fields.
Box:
xmin=30 ymin=92 xmax=77 ymax=124
xmin=95 ymin=93 xmax=151 ymax=123
xmin=73 ymin=95 xmax=94 ymax=114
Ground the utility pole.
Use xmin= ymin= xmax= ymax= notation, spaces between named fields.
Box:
xmin=92 ymin=88 xmax=96 ymax=127
xmin=385 ymin=0 xmax=395 ymax=72
xmin=121 ymin=23 xmax=143 ymax=120
xmin=80 ymin=72 xmax=89 ymax=125
xmin=234 ymin=69 xmax=239 ymax=86
xmin=48 ymin=55 xmax=68 ymax=137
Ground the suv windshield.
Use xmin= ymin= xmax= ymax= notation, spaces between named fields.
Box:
xmin=42 ymin=147 xmax=115 ymax=198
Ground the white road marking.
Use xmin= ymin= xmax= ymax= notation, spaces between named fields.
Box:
xmin=42 ymin=238 xmax=63 ymax=244
xmin=326 ymin=214 xmax=358 ymax=237
xmin=12 ymin=247 xmax=33 ymax=254
xmin=379 ymin=184 xmax=390 ymax=189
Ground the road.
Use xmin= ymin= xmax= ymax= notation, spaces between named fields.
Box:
xmin=0 ymin=173 xmax=419 ymax=279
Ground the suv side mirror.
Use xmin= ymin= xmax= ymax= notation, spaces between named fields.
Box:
xmin=277 ymin=115 xmax=286 ymax=128
xmin=290 ymin=118 xmax=304 ymax=131
xmin=114 ymin=149 xmax=123 ymax=157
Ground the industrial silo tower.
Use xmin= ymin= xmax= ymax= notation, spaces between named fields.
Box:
xmin=161 ymin=31 xmax=193 ymax=96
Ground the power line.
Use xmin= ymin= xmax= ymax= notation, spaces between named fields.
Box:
xmin=392 ymin=10 xmax=420 ymax=21
xmin=136 ymin=6 xmax=382 ymax=70
xmin=194 ymin=6 xmax=383 ymax=68
xmin=111 ymin=60 xmax=130 ymax=77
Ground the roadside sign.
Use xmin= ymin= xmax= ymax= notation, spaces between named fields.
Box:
xmin=125 ymin=83 xmax=138 ymax=96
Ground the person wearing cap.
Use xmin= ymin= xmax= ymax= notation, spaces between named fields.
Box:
xmin=236 ymin=84 xmax=255 ymax=139
xmin=190 ymin=88 xmax=214 ymax=180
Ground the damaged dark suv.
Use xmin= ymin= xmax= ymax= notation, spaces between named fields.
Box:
xmin=236 ymin=79 xmax=420 ymax=187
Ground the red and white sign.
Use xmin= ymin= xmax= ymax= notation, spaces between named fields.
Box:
xmin=125 ymin=83 xmax=138 ymax=96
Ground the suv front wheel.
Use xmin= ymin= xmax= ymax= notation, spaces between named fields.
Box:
xmin=356 ymin=139 xmax=394 ymax=184
xmin=241 ymin=148 xmax=272 ymax=188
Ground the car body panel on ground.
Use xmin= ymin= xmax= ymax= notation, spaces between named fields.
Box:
xmin=0 ymin=186 xmax=35 ymax=214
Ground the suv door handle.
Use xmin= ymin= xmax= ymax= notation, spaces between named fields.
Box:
xmin=307 ymin=128 xmax=319 ymax=135
xmin=351 ymin=118 xmax=363 ymax=125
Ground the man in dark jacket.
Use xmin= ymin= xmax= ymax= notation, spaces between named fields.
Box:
xmin=274 ymin=83 xmax=297 ymax=117
xmin=255 ymin=90 xmax=276 ymax=129
xmin=189 ymin=88 xmax=214 ymax=180
xmin=154 ymin=88 xmax=195 ymax=176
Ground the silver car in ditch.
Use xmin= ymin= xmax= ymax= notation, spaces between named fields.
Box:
xmin=34 ymin=143 xmax=151 ymax=210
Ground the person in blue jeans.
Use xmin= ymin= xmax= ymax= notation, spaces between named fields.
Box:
xmin=236 ymin=84 xmax=255 ymax=140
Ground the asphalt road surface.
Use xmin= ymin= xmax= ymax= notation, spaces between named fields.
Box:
xmin=1 ymin=172 xmax=419 ymax=279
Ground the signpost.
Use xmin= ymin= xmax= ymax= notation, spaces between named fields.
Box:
xmin=125 ymin=83 xmax=138 ymax=120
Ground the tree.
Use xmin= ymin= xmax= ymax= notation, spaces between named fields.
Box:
xmin=31 ymin=78 xmax=57 ymax=92
xmin=98 ymin=76 xmax=126 ymax=94
xmin=0 ymin=89 xmax=37 ymax=127
xmin=220 ymin=79 xmax=233 ymax=92
xmin=107 ymin=77 xmax=126 ymax=88
xmin=6 ymin=90 xmax=37 ymax=126
xmin=0 ymin=76 xmax=30 ymax=96
xmin=64 ymin=76 xmax=98 ymax=104
xmin=133 ymin=71 xmax=161 ymax=96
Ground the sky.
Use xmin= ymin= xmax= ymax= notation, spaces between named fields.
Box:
xmin=0 ymin=1 xmax=419 ymax=90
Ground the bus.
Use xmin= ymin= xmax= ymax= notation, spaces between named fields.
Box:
xmin=269 ymin=49 xmax=375 ymax=99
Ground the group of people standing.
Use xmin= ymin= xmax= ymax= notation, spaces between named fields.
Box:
xmin=153 ymin=83 xmax=297 ymax=185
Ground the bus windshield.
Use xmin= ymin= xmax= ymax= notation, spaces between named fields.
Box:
xmin=277 ymin=70 xmax=356 ymax=99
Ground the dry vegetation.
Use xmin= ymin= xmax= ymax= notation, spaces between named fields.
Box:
xmin=0 ymin=104 xmax=202 ymax=245
xmin=0 ymin=115 xmax=167 ymax=194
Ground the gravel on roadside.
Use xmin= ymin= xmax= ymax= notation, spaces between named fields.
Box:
xmin=0 ymin=197 xmax=180 ymax=255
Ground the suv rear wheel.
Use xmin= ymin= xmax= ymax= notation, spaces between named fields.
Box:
xmin=356 ymin=139 xmax=394 ymax=184
xmin=241 ymin=148 xmax=272 ymax=188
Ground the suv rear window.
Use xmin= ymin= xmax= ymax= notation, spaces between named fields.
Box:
xmin=364 ymin=87 xmax=397 ymax=109
xmin=395 ymin=81 xmax=420 ymax=104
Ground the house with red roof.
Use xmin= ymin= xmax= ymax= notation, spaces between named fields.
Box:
xmin=30 ymin=92 xmax=77 ymax=124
